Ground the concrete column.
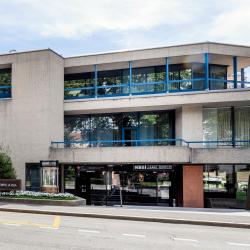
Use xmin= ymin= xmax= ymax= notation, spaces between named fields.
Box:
xmin=183 ymin=165 xmax=204 ymax=208
xmin=181 ymin=106 xmax=203 ymax=147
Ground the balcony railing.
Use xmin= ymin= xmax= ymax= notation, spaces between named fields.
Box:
xmin=0 ymin=85 xmax=12 ymax=98
xmin=51 ymin=138 xmax=250 ymax=148
xmin=64 ymin=78 xmax=250 ymax=100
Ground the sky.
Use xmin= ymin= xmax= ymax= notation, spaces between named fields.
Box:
xmin=0 ymin=0 xmax=249 ymax=57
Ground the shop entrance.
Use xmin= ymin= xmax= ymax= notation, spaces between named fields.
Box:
xmin=73 ymin=165 xmax=176 ymax=206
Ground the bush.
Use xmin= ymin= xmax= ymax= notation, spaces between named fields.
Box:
xmin=0 ymin=151 xmax=16 ymax=179
xmin=0 ymin=191 xmax=77 ymax=200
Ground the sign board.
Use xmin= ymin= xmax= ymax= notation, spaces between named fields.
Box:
xmin=0 ymin=179 xmax=21 ymax=192
xmin=40 ymin=160 xmax=58 ymax=167
xmin=133 ymin=164 xmax=173 ymax=171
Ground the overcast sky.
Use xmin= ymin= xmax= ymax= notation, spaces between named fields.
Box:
xmin=0 ymin=0 xmax=249 ymax=56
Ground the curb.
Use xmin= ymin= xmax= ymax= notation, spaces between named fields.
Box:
xmin=0 ymin=207 xmax=250 ymax=229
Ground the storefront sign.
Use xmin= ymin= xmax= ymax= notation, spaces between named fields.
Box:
xmin=0 ymin=179 xmax=21 ymax=192
xmin=40 ymin=160 xmax=58 ymax=167
xmin=133 ymin=164 xmax=173 ymax=171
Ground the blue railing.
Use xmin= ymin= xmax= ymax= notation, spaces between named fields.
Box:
xmin=51 ymin=138 xmax=250 ymax=148
xmin=0 ymin=85 xmax=12 ymax=98
xmin=64 ymin=77 xmax=250 ymax=100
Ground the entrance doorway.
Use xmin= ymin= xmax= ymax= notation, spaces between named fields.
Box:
xmin=73 ymin=165 xmax=176 ymax=206
xmin=122 ymin=127 xmax=139 ymax=146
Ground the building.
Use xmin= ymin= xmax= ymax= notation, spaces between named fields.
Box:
xmin=0 ymin=42 xmax=250 ymax=208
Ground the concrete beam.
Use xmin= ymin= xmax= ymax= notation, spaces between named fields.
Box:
xmin=49 ymin=146 xmax=191 ymax=164
xmin=64 ymin=89 xmax=250 ymax=115
xmin=192 ymin=148 xmax=250 ymax=164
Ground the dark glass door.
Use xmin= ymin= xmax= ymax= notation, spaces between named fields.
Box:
xmin=122 ymin=127 xmax=138 ymax=146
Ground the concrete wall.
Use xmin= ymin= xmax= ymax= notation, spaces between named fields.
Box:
xmin=181 ymin=106 xmax=203 ymax=147
xmin=192 ymin=148 xmax=250 ymax=164
xmin=0 ymin=50 xmax=64 ymax=188
xmin=49 ymin=146 xmax=191 ymax=164
xmin=49 ymin=146 xmax=250 ymax=164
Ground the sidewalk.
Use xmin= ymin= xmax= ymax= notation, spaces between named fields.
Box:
xmin=0 ymin=202 xmax=249 ymax=229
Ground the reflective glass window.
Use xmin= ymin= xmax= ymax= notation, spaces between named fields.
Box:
xmin=64 ymin=72 xmax=95 ymax=99
xmin=0 ymin=68 xmax=11 ymax=98
xmin=209 ymin=65 xmax=227 ymax=90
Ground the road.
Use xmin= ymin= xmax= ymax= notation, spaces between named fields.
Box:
xmin=0 ymin=211 xmax=249 ymax=250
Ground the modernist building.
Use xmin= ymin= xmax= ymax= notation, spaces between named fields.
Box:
xmin=0 ymin=42 xmax=250 ymax=208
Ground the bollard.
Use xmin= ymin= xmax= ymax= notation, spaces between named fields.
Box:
xmin=172 ymin=198 xmax=176 ymax=207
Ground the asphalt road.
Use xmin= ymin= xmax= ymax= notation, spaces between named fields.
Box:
xmin=0 ymin=211 xmax=250 ymax=250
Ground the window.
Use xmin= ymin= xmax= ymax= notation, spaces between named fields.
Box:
xmin=64 ymin=110 xmax=175 ymax=147
xmin=41 ymin=167 xmax=58 ymax=187
xmin=203 ymin=108 xmax=232 ymax=147
xmin=203 ymin=106 xmax=250 ymax=147
xmin=25 ymin=164 xmax=40 ymax=191
xmin=203 ymin=165 xmax=234 ymax=193
xmin=235 ymin=107 xmax=250 ymax=146
xmin=64 ymin=72 xmax=95 ymax=99
xmin=0 ymin=68 xmax=12 ymax=98
xmin=64 ymin=166 xmax=76 ymax=191
xmin=209 ymin=65 xmax=227 ymax=90
xmin=169 ymin=63 xmax=204 ymax=91
xmin=204 ymin=164 xmax=250 ymax=201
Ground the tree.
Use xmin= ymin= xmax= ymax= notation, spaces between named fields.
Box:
xmin=0 ymin=151 xmax=16 ymax=179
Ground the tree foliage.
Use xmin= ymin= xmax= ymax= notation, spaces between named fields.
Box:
xmin=0 ymin=151 xmax=16 ymax=179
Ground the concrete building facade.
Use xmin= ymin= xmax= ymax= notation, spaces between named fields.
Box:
xmin=0 ymin=42 xmax=250 ymax=208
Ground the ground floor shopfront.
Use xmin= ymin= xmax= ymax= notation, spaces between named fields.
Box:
xmin=25 ymin=162 xmax=250 ymax=208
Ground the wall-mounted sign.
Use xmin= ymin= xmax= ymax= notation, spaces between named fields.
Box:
xmin=133 ymin=164 xmax=173 ymax=171
xmin=40 ymin=160 xmax=58 ymax=167
xmin=0 ymin=179 xmax=21 ymax=192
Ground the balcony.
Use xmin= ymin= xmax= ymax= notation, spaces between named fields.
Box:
xmin=64 ymin=53 xmax=250 ymax=101
xmin=50 ymin=138 xmax=250 ymax=164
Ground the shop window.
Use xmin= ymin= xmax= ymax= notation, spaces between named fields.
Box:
xmin=64 ymin=166 xmax=76 ymax=191
xmin=235 ymin=165 xmax=250 ymax=201
xmin=41 ymin=167 xmax=58 ymax=192
xmin=25 ymin=164 xmax=40 ymax=191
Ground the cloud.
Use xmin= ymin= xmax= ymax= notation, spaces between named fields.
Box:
xmin=0 ymin=0 xmax=198 ymax=38
xmin=0 ymin=0 xmax=249 ymax=55
xmin=208 ymin=0 xmax=250 ymax=44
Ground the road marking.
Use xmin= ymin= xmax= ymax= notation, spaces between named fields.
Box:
xmin=3 ymin=223 xmax=21 ymax=226
xmin=78 ymin=229 xmax=100 ymax=234
xmin=39 ymin=226 xmax=58 ymax=230
xmin=52 ymin=216 xmax=61 ymax=229
xmin=122 ymin=233 xmax=146 ymax=238
xmin=173 ymin=237 xmax=198 ymax=243
xmin=227 ymin=242 xmax=250 ymax=247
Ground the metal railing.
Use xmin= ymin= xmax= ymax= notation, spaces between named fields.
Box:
xmin=64 ymin=78 xmax=250 ymax=100
xmin=51 ymin=138 xmax=250 ymax=148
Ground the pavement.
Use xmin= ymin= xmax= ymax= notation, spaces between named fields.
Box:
xmin=0 ymin=202 xmax=249 ymax=229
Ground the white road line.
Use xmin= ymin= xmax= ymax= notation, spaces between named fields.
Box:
xmin=173 ymin=237 xmax=198 ymax=243
xmin=227 ymin=242 xmax=250 ymax=247
xmin=78 ymin=229 xmax=100 ymax=234
xmin=3 ymin=223 xmax=21 ymax=227
xmin=122 ymin=233 xmax=146 ymax=238
xmin=39 ymin=227 xmax=58 ymax=230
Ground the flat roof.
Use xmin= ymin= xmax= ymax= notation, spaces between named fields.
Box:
xmin=0 ymin=41 xmax=249 ymax=59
